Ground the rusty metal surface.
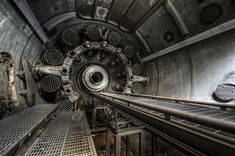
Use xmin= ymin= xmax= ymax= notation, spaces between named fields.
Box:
xmin=114 ymin=91 xmax=235 ymax=109
xmin=25 ymin=111 xmax=97 ymax=156
xmin=0 ymin=53 xmax=19 ymax=113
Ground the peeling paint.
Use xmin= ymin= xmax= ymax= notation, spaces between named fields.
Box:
xmin=0 ymin=53 xmax=19 ymax=107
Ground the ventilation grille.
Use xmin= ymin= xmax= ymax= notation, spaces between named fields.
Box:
xmin=58 ymin=99 xmax=73 ymax=112
xmin=43 ymin=49 xmax=64 ymax=66
xmin=62 ymin=30 xmax=79 ymax=47
xmin=40 ymin=75 xmax=62 ymax=93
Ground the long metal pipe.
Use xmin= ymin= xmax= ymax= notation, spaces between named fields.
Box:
xmin=95 ymin=92 xmax=235 ymax=134
xmin=111 ymin=92 xmax=235 ymax=109
xmin=92 ymin=92 xmax=235 ymax=156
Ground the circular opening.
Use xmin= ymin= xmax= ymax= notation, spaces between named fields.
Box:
xmin=53 ymin=5 xmax=59 ymax=11
xmin=66 ymin=89 xmax=71 ymax=94
xmin=164 ymin=31 xmax=175 ymax=42
xmin=70 ymin=52 xmax=75 ymax=56
xmin=81 ymin=65 xmax=109 ymax=92
xmin=90 ymin=72 xmax=103 ymax=84
xmin=62 ymin=68 xmax=68 ymax=73
xmin=200 ymin=3 xmax=223 ymax=24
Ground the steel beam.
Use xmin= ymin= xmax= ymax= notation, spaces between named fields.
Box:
xmin=140 ymin=131 xmax=145 ymax=156
xmin=165 ymin=0 xmax=189 ymax=36
xmin=142 ymin=19 xmax=235 ymax=62
xmin=14 ymin=0 xmax=49 ymax=44
xmin=117 ymin=92 xmax=235 ymax=109
xmin=133 ymin=0 xmax=164 ymax=31
xmin=115 ymin=135 xmax=121 ymax=156
xmin=152 ymin=136 xmax=158 ymax=156
xmin=98 ymin=92 xmax=235 ymax=134
xmin=105 ymin=127 xmax=111 ymax=156
xmin=43 ymin=12 xmax=76 ymax=30
xmin=126 ymin=136 xmax=131 ymax=156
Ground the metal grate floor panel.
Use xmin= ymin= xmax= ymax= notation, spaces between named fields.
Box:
xmin=58 ymin=99 xmax=73 ymax=112
xmin=0 ymin=104 xmax=58 ymax=155
xmin=26 ymin=111 xmax=97 ymax=156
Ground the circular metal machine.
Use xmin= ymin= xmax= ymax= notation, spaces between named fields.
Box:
xmin=32 ymin=25 xmax=149 ymax=104
xmin=82 ymin=65 xmax=109 ymax=92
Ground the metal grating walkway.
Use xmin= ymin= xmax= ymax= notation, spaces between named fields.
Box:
xmin=25 ymin=111 xmax=97 ymax=156
xmin=0 ymin=104 xmax=58 ymax=155
xmin=58 ymin=99 xmax=73 ymax=112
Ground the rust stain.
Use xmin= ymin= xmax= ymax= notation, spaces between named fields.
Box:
xmin=1 ymin=53 xmax=19 ymax=107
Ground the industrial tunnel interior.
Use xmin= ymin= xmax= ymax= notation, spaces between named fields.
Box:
xmin=0 ymin=0 xmax=235 ymax=155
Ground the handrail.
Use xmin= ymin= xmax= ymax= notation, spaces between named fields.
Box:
xmin=103 ymin=91 xmax=235 ymax=109
xmin=93 ymin=92 xmax=235 ymax=134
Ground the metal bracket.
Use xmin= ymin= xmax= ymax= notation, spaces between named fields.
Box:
xmin=17 ymin=60 xmax=35 ymax=107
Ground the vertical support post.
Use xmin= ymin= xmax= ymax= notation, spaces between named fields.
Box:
xmin=92 ymin=107 xmax=97 ymax=129
xmin=115 ymin=135 xmax=121 ymax=156
xmin=139 ymin=131 xmax=145 ymax=156
xmin=126 ymin=136 xmax=131 ymax=156
xmin=105 ymin=127 xmax=111 ymax=156
xmin=152 ymin=135 xmax=158 ymax=156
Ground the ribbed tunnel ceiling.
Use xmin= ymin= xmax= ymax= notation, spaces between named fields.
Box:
xmin=1 ymin=0 xmax=235 ymax=106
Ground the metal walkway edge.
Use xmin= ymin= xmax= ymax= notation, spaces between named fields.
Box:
xmin=25 ymin=111 xmax=97 ymax=156
xmin=0 ymin=104 xmax=58 ymax=156
xmin=92 ymin=92 xmax=235 ymax=156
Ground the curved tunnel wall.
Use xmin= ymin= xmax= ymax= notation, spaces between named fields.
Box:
xmin=137 ymin=0 xmax=235 ymax=101
xmin=0 ymin=0 xmax=42 ymax=67
xmin=0 ymin=0 xmax=44 ymax=108
xmin=1 ymin=0 xmax=235 ymax=105
xmin=144 ymin=29 xmax=235 ymax=101
xmin=26 ymin=0 xmax=235 ymax=102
